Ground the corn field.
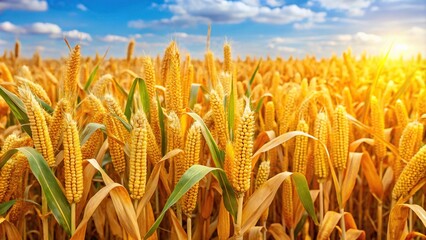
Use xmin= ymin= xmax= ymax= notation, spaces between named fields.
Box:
xmin=0 ymin=36 xmax=425 ymax=240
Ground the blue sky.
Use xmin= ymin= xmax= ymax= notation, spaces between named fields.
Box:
xmin=0 ymin=0 xmax=425 ymax=59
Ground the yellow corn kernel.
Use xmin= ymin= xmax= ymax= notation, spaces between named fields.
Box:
xmin=92 ymin=74 xmax=113 ymax=98
xmin=104 ymin=114 xmax=126 ymax=175
xmin=103 ymin=94 xmax=130 ymax=141
xmin=142 ymin=57 xmax=161 ymax=141
xmin=218 ymin=72 xmax=232 ymax=97
xmin=370 ymin=96 xmax=386 ymax=160
xmin=64 ymin=44 xmax=80 ymax=104
xmin=395 ymin=122 xmax=424 ymax=180
xmin=165 ymin=44 xmax=183 ymax=117
xmin=282 ymin=178 xmax=294 ymax=227
xmin=129 ymin=111 xmax=148 ymax=200
xmin=49 ymin=98 xmax=70 ymax=151
xmin=314 ymin=112 xmax=329 ymax=180
xmin=5 ymin=153 xmax=28 ymax=200
xmin=279 ymin=87 xmax=298 ymax=135
xmin=255 ymin=160 xmax=270 ymax=190
xmin=17 ymin=66 xmax=33 ymax=81
xmin=137 ymin=110 xmax=162 ymax=165
xmin=15 ymin=76 xmax=51 ymax=105
xmin=63 ymin=114 xmax=84 ymax=203
xmin=0 ymin=134 xmax=33 ymax=158
xmin=264 ymin=101 xmax=276 ymax=132
xmin=127 ymin=38 xmax=135 ymax=62
xmin=210 ymin=90 xmax=228 ymax=150
xmin=392 ymin=145 xmax=426 ymax=200
xmin=182 ymin=123 xmax=202 ymax=216
xmin=161 ymin=41 xmax=177 ymax=85
xmin=19 ymin=88 xmax=55 ymax=167
xmin=0 ymin=62 xmax=13 ymax=83
xmin=0 ymin=158 xmax=14 ymax=202
xmin=167 ymin=111 xmax=184 ymax=186
xmin=294 ymin=119 xmax=309 ymax=175
xmin=81 ymin=113 xmax=104 ymax=159
xmin=223 ymin=43 xmax=232 ymax=73
xmin=395 ymin=99 xmax=409 ymax=129
xmin=332 ymin=105 xmax=349 ymax=171
xmin=205 ymin=50 xmax=217 ymax=87
xmin=232 ymin=102 xmax=255 ymax=195
xmin=224 ymin=141 xmax=234 ymax=183
xmin=7 ymin=200 xmax=32 ymax=225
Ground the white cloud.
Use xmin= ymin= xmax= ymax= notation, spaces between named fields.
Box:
xmin=276 ymin=46 xmax=299 ymax=53
xmin=76 ymin=3 xmax=88 ymax=11
xmin=409 ymin=26 xmax=425 ymax=35
xmin=62 ymin=30 xmax=92 ymax=41
xmin=355 ymin=32 xmax=382 ymax=43
xmin=370 ymin=6 xmax=379 ymax=11
xmin=129 ymin=0 xmax=326 ymax=28
xmin=0 ymin=39 xmax=6 ymax=45
xmin=336 ymin=34 xmax=352 ymax=42
xmin=171 ymin=32 xmax=206 ymax=43
xmin=0 ymin=21 xmax=25 ymax=34
xmin=28 ymin=22 xmax=61 ymax=35
xmin=311 ymin=0 xmax=373 ymax=16
xmin=265 ymin=0 xmax=284 ymax=7
xmin=0 ymin=0 xmax=47 ymax=11
xmin=0 ymin=21 xmax=91 ymax=42
xmin=256 ymin=5 xmax=326 ymax=24
xmin=100 ymin=35 xmax=129 ymax=42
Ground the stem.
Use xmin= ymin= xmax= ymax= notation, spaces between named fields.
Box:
xmin=340 ymin=207 xmax=346 ymax=240
xmin=187 ymin=216 xmax=192 ymax=240
xmin=42 ymin=191 xmax=49 ymax=240
xmin=177 ymin=204 xmax=182 ymax=225
xmin=377 ymin=200 xmax=382 ymax=240
xmin=377 ymin=158 xmax=383 ymax=240
xmin=235 ymin=195 xmax=244 ymax=240
xmin=409 ymin=197 xmax=413 ymax=232
xmin=339 ymin=171 xmax=346 ymax=240
xmin=71 ymin=203 xmax=76 ymax=235
xmin=290 ymin=228 xmax=295 ymax=240
xmin=319 ymin=182 xmax=324 ymax=224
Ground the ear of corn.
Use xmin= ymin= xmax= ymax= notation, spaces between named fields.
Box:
xmin=370 ymin=96 xmax=386 ymax=160
xmin=0 ymin=158 xmax=15 ymax=202
xmin=293 ymin=119 xmax=309 ymax=175
xmin=210 ymin=90 xmax=228 ymax=150
xmin=167 ymin=111 xmax=184 ymax=186
xmin=127 ymin=39 xmax=135 ymax=62
xmin=128 ymin=111 xmax=148 ymax=200
xmin=231 ymin=102 xmax=255 ymax=195
xmin=395 ymin=121 xmax=424 ymax=180
xmin=223 ymin=43 xmax=232 ymax=73
xmin=14 ymin=40 xmax=20 ymax=59
xmin=0 ymin=134 xmax=33 ymax=158
xmin=165 ymin=43 xmax=183 ymax=117
xmin=392 ymin=145 xmax=426 ymax=200
xmin=395 ymin=99 xmax=409 ymax=129
xmin=19 ymin=87 xmax=55 ymax=167
xmin=63 ymin=114 xmax=84 ymax=203
xmin=104 ymin=114 xmax=126 ymax=175
xmin=15 ymin=76 xmax=51 ymax=105
xmin=255 ymin=160 xmax=270 ymax=190
xmin=332 ymin=105 xmax=349 ymax=171
xmin=314 ymin=112 xmax=329 ymax=181
xmin=49 ymin=98 xmax=70 ymax=151
xmin=92 ymin=74 xmax=113 ymax=98
xmin=64 ymin=44 xmax=80 ymax=104
xmin=182 ymin=122 xmax=202 ymax=216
